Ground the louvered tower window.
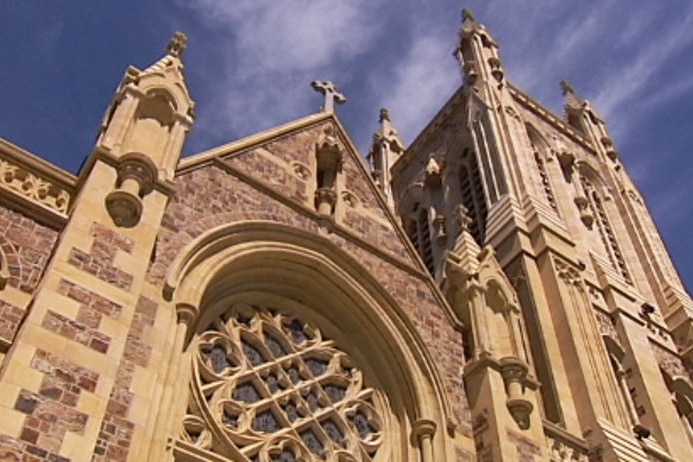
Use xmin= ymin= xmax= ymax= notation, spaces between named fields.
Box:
xmin=534 ymin=151 xmax=557 ymax=211
xmin=582 ymin=177 xmax=631 ymax=283
xmin=406 ymin=204 xmax=434 ymax=275
xmin=417 ymin=206 xmax=434 ymax=274
xmin=459 ymin=149 xmax=488 ymax=245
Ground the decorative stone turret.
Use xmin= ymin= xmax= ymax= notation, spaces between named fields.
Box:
xmin=98 ymin=32 xmax=195 ymax=227
xmin=561 ymin=79 xmax=618 ymax=165
xmin=367 ymin=108 xmax=404 ymax=208
xmin=443 ymin=210 xmax=542 ymax=458
xmin=455 ymin=8 xmax=506 ymax=90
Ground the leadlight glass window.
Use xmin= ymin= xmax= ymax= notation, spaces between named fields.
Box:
xmin=179 ymin=305 xmax=385 ymax=462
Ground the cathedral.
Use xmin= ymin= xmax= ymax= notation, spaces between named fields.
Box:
xmin=1 ymin=9 xmax=693 ymax=462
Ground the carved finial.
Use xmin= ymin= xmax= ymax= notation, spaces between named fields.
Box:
xmin=311 ymin=80 xmax=347 ymax=113
xmin=379 ymin=108 xmax=390 ymax=123
xmin=455 ymin=205 xmax=473 ymax=232
xmin=462 ymin=8 xmax=475 ymax=23
xmin=560 ymin=79 xmax=575 ymax=96
xmin=167 ymin=31 xmax=188 ymax=58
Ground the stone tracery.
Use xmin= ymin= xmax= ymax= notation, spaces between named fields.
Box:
xmin=178 ymin=305 xmax=385 ymax=462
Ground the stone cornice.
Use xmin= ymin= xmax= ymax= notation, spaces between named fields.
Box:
xmin=507 ymin=84 xmax=597 ymax=155
xmin=0 ymin=137 xmax=76 ymax=227
xmin=392 ymin=86 xmax=467 ymax=175
xmin=177 ymin=112 xmax=332 ymax=173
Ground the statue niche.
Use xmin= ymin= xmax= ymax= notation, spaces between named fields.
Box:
xmin=124 ymin=91 xmax=176 ymax=159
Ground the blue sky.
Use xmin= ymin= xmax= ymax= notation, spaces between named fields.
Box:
xmin=1 ymin=1 xmax=691 ymax=290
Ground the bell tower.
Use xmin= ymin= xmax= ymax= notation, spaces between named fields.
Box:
xmin=390 ymin=8 xmax=693 ymax=462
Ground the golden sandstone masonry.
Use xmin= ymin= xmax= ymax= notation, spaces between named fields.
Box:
xmin=0 ymin=9 xmax=693 ymax=462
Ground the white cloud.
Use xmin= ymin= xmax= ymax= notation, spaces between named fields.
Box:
xmin=179 ymin=0 xmax=386 ymax=142
xmin=377 ymin=33 xmax=459 ymax=145
xmin=594 ymin=8 xmax=693 ymax=136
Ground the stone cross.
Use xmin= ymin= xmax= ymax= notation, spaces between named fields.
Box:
xmin=311 ymin=80 xmax=347 ymax=113
xmin=462 ymin=8 xmax=475 ymax=23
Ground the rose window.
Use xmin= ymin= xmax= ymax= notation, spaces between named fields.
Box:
xmin=178 ymin=305 xmax=385 ymax=461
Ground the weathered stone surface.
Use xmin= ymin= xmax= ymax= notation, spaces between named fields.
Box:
xmin=0 ymin=300 xmax=25 ymax=345
xmin=91 ymin=296 xmax=158 ymax=462
xmin=67 ymin=222 xmax=134 ymax=291
xmin=0 ymin=204 xmax=58 ymax=293
xmin=5 ymin=350 xmax=98 ymax=458
xmin=147 ymin=157 xmax=471 ymax=431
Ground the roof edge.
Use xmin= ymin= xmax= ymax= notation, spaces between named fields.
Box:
xmin=178 ymin=112 xmax=333 ymax=173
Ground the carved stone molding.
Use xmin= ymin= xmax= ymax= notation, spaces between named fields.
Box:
xmin=504 ymin=105 xmax=522 ymax=121
xmin=487 ymin=57 xmax=504 ymax=82
xmin=314 ymin=126 xmax=343 ymax=216
xmin=176 ymin=302 xmax=198 ymax=327
xmin=547 ymin=435 xmax=590 ymax=462
xmin=105 ymin=153 xmax=157 ymax=227
xmin=500 ymin=357 xmax=534 ymax=430
xmin=544 ymin=422 xmax=590 ymax=462
xmin=291 ymin=161 xmax=311 ymax=181
xmin=574 ymin=196 xmax=594 ymax=229
xmin=411 ymin=418 xmax=437 ymax=444
xmin=341 ymin=190 xmax=358 ymax=209
xmin=651 ymin=342 xmax=691 ymax=385
xmin=105 ymin=190 xmax=142 ymax=228
xmin=433 ymin=214 xmax=447 ymax=245
xmin=553 ymin=257 xmax=584 ymax=291
xmin=0 ymin=157 xmax=71 ymax=215
xmin=595 ymin=310 xmax=619 ymax=342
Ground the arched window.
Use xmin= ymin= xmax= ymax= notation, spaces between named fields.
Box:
xmin=459 ymin=149 xmax=487 ymax=245
xmin=406 ymin=204 xmax=434 ymax=275
xmin=178 ymin=304 xmax=386 ymax=462
xmin=526 ymin=125 xmax=558 ymax=212
xmin=0 ymin=245 xmax=8 ymax=290
xmin=534 ymin=152 xmax=557 ymax=212
xmin=581 ymin=176 xmax=631 ymax=283
xmin=163 ymin=223 xmax=456 ymax=462
xmin=603 ymin=336 xmax=640 ymax=425
xmin=661 ymin=372 xmax=693 ymax=446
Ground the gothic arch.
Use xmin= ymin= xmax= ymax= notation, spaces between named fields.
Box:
xmin=136 ymin=75 xmax=192 ymax=115
xmin=577 ymin=164 xmax=631 ymax=282
xmin=0 ymin=236 xmax=19 ymax=290
xmin=162 ymin=221 xmax=455 ymax=461
xmin=136 ymin=91 xmax=178 ymax=125
xmin=660 ymin=367 xmax=693 ymax=442
xmin=526 ymin=124 xmax=558 ymax=212
xmin=0 ymin=245 xmax=8 ymax=290
xmin=450 ymin=148 xmax=487 ymax=245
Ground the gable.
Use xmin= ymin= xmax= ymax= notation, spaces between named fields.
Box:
xmin=145 ymin=114 xmax=472 ymax=433
xmin=176 ymin=114 xmax=423 ymax=270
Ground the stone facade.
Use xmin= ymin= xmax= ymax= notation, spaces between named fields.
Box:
xmin=0 ymin=11 xmax=692 ymax=462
